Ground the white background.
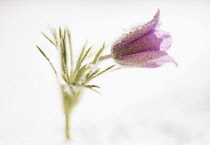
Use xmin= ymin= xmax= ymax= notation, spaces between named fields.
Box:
xmin=0 ymin=0 xmax=210 ymax=145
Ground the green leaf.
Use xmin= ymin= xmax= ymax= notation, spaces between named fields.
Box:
xmin=92 ymin=65 xmax=115 ymax=79
xmin=59 ymin=27 xmax=62 ymax=40
xmin=50 ymin=28 xmax=58 ymax=46
xmin=93 ymin=43 xmax=105 ymax=64
xmin=74 ymin=43 xmax=87 ymax=73
xmin=110 ymin=67 xmax=123 ymax=72
xmin=84 ymin=84 xmax=101 ymax=94
xmin=80 ymin=47 xmax=92 ymax=64
xmin=62 ymin=73 xmax=69 ymax=82
xmin=86 ymin=68 xmax=100 ymax=81
xmin=69 ymin=43 xmax=87 ymax=83
xmin=75 ymin=64 xmax=89 ymax=82
xmin=85 ymin=84 xmax=100 ymax=88
xmin=41 ymin=32 xmax=57 ymax=47
xmin=63 ymin=28 xmax=67 ymax=67
xmin=66 ymin=28 xmax=74 ymax=73
xmin=61 ymin=60 xmax=69 ymax=82
xmin=36 ymin=45 xmax=58 ymax=76
xmin=59 ymin=28 xmax=69 ymax=77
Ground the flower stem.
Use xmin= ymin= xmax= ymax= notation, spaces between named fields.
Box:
xmin=65 ymin=113 xmax=70 ymax=139
xmin=99 ymin=54 xmax=112 ymax=61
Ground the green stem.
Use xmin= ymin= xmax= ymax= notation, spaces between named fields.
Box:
xmin=99 ymin=54 xmax=112 ymax=61
xmin=65 ymin=113 xmax=70 ymax=139
xmin=62 ymin=85 xmax=80 ymax=140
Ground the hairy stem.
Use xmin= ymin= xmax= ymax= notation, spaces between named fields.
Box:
xmin=99 ymin=54 xmax=112 ymax=61
xmin=62 ymin=85 xmax=80 ymax=140
xmin=65 ymin=113 xmax=70 ymax=139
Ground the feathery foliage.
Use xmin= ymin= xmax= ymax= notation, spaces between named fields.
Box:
xmin=37 ymin=27 xmax=115 ymax=92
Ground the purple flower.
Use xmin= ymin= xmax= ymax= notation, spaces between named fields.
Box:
xmin=111 ymin=10 xmax=177 ymax=68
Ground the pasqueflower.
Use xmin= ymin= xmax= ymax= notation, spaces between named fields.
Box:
xmin=111 ymin=10 xmax=176 ymax=68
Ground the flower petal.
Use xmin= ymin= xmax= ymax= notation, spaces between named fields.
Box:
xmin=155 ymin=30 xmax=172 ymax=51
xmin=112 ymin=30 xmax=172 ymax=58
xmin=114 ymin=51 xmax=177 ymax=68
xmin=113 ymin=9 xmax=160 ymax=50
xmin=130 ymin=30 xmax=172 ymax=52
